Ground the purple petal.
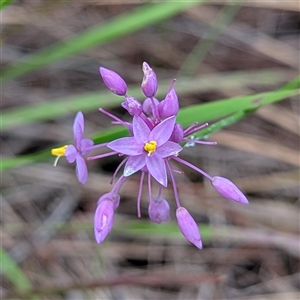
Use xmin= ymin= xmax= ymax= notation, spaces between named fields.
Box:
xmin=146 ymin=154 xmax=167 ymax=187
xmin=149 ymin=116 xmax=175 ymax=146
xmin=141 ymin=62 xmax=158 ymax=98
xmin=73 ymin=112 xmax=84 ymax=149
xmin=65 ymin=145 xmax=78 ymax=163
xmin=80 ymin=138 xmax=94 ymax=156
xmin=156 ymin=141 xmax=183 ymax=158
xmin=124 ymin=154 xmax=146 ymax=177
xmin=148 ymin=197 xmax=170 ymax=224
xmin=107 ymin=137 xmax=143 ymax=155
xmin=75 ymin=155 xmax=88 ymax=184
xmin=132 ymin=116 xmax=151 ymax=144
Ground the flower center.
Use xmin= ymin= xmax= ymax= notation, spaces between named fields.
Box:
xmin=51 ymin=145 xmax=68 ymax=157
xmin=144 ymin=140 xmax=157 ymax=156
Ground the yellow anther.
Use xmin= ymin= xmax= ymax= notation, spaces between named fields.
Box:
xmin=144 ymin=140 xmax=157 ymax=156
xmin=51 ymin=145 xmax=68 ymax=157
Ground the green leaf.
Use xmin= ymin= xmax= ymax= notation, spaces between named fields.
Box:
xmin=0 ymin=247 xmax=39 ymax=300
xmin=1 ymin=69 xmax=292 ymax=130
xmin=1 ymin=0 xmax=206 ymax=82
xmin=0 ymin=0 xmax=14 ymax=10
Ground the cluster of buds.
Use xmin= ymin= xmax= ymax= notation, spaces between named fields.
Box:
xmin=51 ymin=62 xmax=248 ymax=249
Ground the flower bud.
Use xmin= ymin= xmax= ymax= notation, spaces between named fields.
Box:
xmin=158 ymin=88 xmax=179 ymax=119
xmin=211 ymin=176 xmax=248 ymax=204
xmin=142 ymin=97 xmax=159 ymax=116
xmin=99 ymin=67 xmax=127 ymax=96
xmin=169 ymin=123 xmax=184 ymax=143
xmin=121 ymin=96 xmax=142 ymax=116
xmin=94 ymin=200 xmax=114 ymax=244
xmin=148 ymin=197 xmax=170 ymax=224
xmin=97 ymin=192 xmax=120 ymax=210
xmin=176 ymin=207 xmax=202 ymax=249
xmin=141 ymin=62 xmax=158 ymax=98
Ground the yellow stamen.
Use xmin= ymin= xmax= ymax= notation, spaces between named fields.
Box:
xmin=144 ymin=140 xmax=157 ymax=156
xmin=51 ymin=145 xmax=68 ymax=157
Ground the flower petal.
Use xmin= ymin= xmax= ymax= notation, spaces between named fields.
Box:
xmin=65 ymin=145 xmax=78 ymax=163
xmin=132 ymin=116 xmax=151 ymax=144
xmin=73 ymin=112 xmax=84 ymax=149
xmin=75 ymin=155 xmax=88 ymax=184
xmin=156 ymin=141 xmax=183 ymax=158
xmin=149 ymin=116 xmax=175 ymax=146
xmin=146 ymin=154 xmax=167 ymax=187
xmin=107 ymin=137 xmax=143 ymax=155
xmin=124 ymin=154 xmax=146 ymax=177
xmin=81 ymin=138 xmax=94 ymax=156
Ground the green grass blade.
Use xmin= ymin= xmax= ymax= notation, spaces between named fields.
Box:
xmin=1 ymin=69 xmax=292 ymax=130
xmin=2 ymin=87 xmax=297 ymax=172
xmin=1 ymin=1 xmax=206 ymax=82
xmin=0 ymin=0 xmax=14 ymax=10
xmin=0 ymin=247 xmax=39 ymax=300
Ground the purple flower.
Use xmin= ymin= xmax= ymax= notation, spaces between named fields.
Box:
xmin=211 ymin=176 xmax=249 ymax=204
xmin=94 ymin=200 xmax=115 ymax=244
xmin=141 ymin=62 xmax=158 ymax=98
xmin=107 ymin=115 xmax=182 ymax=187
xmin=176 ymin=207 xmax=202 ymax=249
xmin=98 ymin=192 xmax=120 ymax=210
xmin=148 ymin=196 xmax=170 ymax=224
xmin=51 ymin=112 xmax=94 ymax=184
xmin=99 ymin=67 xmax=127 ymax=96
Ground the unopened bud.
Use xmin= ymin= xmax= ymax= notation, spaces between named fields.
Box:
xmin=121 ymin=96 xmax=142 ymax=116
xmin=169 ymin=123 xmax=184 ymax=143
xmin=211 ymin=176 xmax=248 ymax=204
xmin=141 ymin=62 xmax=158 ymax=98
xmin=94 ymin=200 xmax=115 ymax=244
xmin=99 ymin=67 xmax=127 ymax=96
xmin=158 ymin=88 xmax=179 ymax=119
xmin=148 ymin=197 xmax=170 ymax=224
xmin=176 ymin=207 xmax=202 ymax=249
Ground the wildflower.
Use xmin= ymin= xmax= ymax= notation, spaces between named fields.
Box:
xmin=94 ymin=200 xmax=115 ymax=244
xmin=107 ymin=115 xmax=182 ymax=187
xmin=176 ymin=207 xmax=202 ymax=249
xmin=51 ymin=111 xmax=94 ymax=184
xmin=53 ymin=62 xmax=249 ymax=248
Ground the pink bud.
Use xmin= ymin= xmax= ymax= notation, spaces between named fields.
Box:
xmin=99 ymin=67 xmax=127 ymax=96
xmin=211 ymin=176 xmax=248 ymax=204
xmin=121 ymin=96 xmax=142 ymax=116
xmin=148 ymin=197 xmax=170 ymax=224
xmin=141 ymin=62 xmax=158 ymax=98
xmin=94 ymin=200 xmax=114 ymax=244
xmin=169 ymin=123 xmax=184 ymax=143
xmin=97 ymin=192 xmax=120 ymax=209
xmin=142 ymin=97 xmax=159 ymax=116
xmin=158 ymin=88 xmax=179 ymax=119
xmin=176 ymin=207 xmax=202 ymax=249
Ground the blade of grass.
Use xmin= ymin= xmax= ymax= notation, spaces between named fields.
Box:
xmin=1 ymin=86 xmax=297 ymax=172
xmin=1 ymin=69 xmax=294 ymax=130
xmin=0 ymin=0 xmax=14 ymax=10
xmin=1 ymin=0 xmax=206 ymax=82
xmin=0 ymin=247 xmax=39 ymax=300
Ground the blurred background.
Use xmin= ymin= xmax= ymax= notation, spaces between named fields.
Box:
xmin=1 ymin=1 xmax=299 ymax=299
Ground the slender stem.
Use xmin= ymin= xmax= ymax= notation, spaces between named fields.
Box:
xmin=111 ymin=174 xmax=127 ymax=195
xmin=137 ymin=172 xmax=145 ymax=218
xmin=84 ymin=142 xmax=108 ymax=152
xmin=148 ymin=172 xmax=153 ymax=207
xmin=184 ymin=123 xmax=209 ymax=136
xmin=183 ymin=139 xmax=217 ymax=145
xmin=87 ymin=151 xmax=118 ymax=161
xmin=172 ymin=156 xmax=213 ymax=181
xmin=165 ymin=159 xmax=181 ymax=208
xmin=110 ymin=157 xmax=128 ymax=185
xmin=99 ymin=108 xmax=129 ymax=128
